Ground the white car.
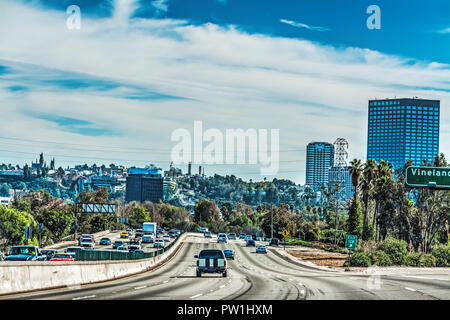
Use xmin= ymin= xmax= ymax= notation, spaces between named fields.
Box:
xmin=154 ymin=239 xmax=165 ymax=248
xmin=142 ymin=234 xmax=154 ymax=243
xmin=117 ymin=246 xmax=129 ymax=252
xmin=79 ymin=238 xmax=95 ymax=248
xmin=162 ymin=235 xmax=170 ymax=242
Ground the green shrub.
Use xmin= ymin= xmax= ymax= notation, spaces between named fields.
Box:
xmin=405 ymin=252 xmax=436 ymax=267
xmin=404 ymin=252 xmax=421 ymax=267
xmin=299 ymin=240 xmax=313 ymax=247
xmin=370 ymin=250 xmax=393 ymax=266
xmin=349 ymin=252 xmax=372 ymax=267
xmin=431 ymin=244 xmax=450 ymax=267
xmin=418 ymin=254 xmax=436 ymax=267
xmin=378 ymin=238 xmax=408 ymax=265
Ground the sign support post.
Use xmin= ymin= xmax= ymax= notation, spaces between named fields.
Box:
xmin=345 ymin=234 xmax=358 ymax=271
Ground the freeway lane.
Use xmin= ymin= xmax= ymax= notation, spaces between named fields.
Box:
xmin=2 ymin=234 xmax=449 ymax=300
xmin=51 ymin=230 xmax=175 ymax=254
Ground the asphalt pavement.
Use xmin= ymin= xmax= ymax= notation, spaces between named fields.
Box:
xmin=2 ymin=233 xmax=449 ymax=300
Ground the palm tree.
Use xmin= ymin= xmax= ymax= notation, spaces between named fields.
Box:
xmin=371 ymin=160 xmax=395 ymax=241
xmin=361 ymin=159 xmax=376 ymax=239
xmin=349 ymin=159 xmax=363 ymax=199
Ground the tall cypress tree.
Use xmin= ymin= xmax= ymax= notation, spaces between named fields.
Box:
xmin=347 ymin=197 xmax=363 ymax=238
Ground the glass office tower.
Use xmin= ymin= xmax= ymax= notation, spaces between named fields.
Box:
xmin=125 ymin=167 xmax=164 ymax=203
xmin=367 ymin=98 xmax=440 ymax=169
xmin=306 ymin=142 xmax=334 ymax=191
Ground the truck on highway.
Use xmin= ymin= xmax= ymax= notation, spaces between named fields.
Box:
xmin=4 ymin=245 xmax=47 ymax=261
xmin=195 ymin=249 xmax=227 ymax=277
xmin=142 ymin=222 xmax=156 ymax=236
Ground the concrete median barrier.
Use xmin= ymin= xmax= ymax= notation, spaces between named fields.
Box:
xmin=0 ymin=232 xmax=196 ymax=295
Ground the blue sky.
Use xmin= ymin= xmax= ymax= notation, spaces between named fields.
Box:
xmin=22 ymin=0 xmax=450 ymax=63
xmin=0 ymin=0 xmax=449 ymax=184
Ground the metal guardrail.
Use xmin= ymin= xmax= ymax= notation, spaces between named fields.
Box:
xmin=73 ymin=232 xmax=183 ymax=261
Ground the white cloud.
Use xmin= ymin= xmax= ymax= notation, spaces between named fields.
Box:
xmin=438 ymin=27 xmax=450 ymax=34
xmin=0 ymin=0 xmax=449 ymax=183
xmin=152 ymin=0 xmax=169 ymax=13
xmin=280 ymin=19 xmax=330 ymax=32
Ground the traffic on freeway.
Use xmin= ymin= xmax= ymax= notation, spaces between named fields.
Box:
xmin=1 ymin=230 xmax=449 ymax=301
xmin=0 ymin=227 xmax=179 ymax=262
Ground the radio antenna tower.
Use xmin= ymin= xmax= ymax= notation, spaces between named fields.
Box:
xmin=333 ymin=138 xmax=348 ymax=167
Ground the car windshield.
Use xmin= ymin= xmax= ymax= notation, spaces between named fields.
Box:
xmin=10 ymin=247 xmax=35 ymax=255
xmin=53 ymin=254 xmax=70 ymax=259
xmin=199 ymin=250 xmax=224 ymax=259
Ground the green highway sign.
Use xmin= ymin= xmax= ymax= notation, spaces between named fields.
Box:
xmin=345 ymin=235 xmax=358 ymax=250
xmin=405 ymin=166 xmax=450 ymax=190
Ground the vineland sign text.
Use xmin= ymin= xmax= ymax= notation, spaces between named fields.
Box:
xmin=405 ymin=166 xmax=450 ymax=189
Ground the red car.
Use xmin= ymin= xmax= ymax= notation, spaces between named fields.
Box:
xmin=50 ymin=253 xmax=74 ymax=261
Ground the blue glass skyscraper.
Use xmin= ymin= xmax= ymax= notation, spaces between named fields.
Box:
xmin=306 ymin=142 xmax=334 ymax=191
xmin=367 ymin=98 xmax=440 ymax=169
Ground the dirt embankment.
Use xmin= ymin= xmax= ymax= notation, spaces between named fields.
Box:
xmin=287 ymin=247 xmax=349 ymax=268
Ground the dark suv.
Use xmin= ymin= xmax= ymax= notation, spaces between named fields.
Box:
xmin=196 ymin=249 xmax=227 ymax=277
xmin=269 ymin=238 xmax=280 ymax=246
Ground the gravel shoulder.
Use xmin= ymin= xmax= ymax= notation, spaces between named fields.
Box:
xmin=283 ymin=245 xmax=450 ymax=274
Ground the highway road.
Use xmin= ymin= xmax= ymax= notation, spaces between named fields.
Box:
xmin=2 ymin=233 xmax=449 ymax=300
xmin=49 ymin=230 xmax=175 ymax=254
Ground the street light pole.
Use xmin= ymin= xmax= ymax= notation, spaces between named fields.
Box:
xmin=270 ymin=203 xmax=273 ymax=239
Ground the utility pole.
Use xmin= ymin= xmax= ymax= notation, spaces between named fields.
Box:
xmin=73 ymin=203 xmax=78 ymax=241
xmin=334 ymin=211 xmax=338 ymax=245
xmin=271 ymin=203 xmax=274 ymax=239
xmin=121 ymin=197 xmax=125 ymax=230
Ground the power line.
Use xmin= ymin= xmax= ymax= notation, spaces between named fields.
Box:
xmin=0 ymin=136 xmax=307 ymax=153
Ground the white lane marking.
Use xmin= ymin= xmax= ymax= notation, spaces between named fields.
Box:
xmin=72 ymin=295 xmax=96 ymax=300
xmin=400 ymin=275 xmax=449 ymax=282
xmin=190 ymin=293 xmax=203 ymax=299
xmin=134 ymin=286 xmax=147 ymax=290
xmin=405 ymin=287 xmax=417 ymax=292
